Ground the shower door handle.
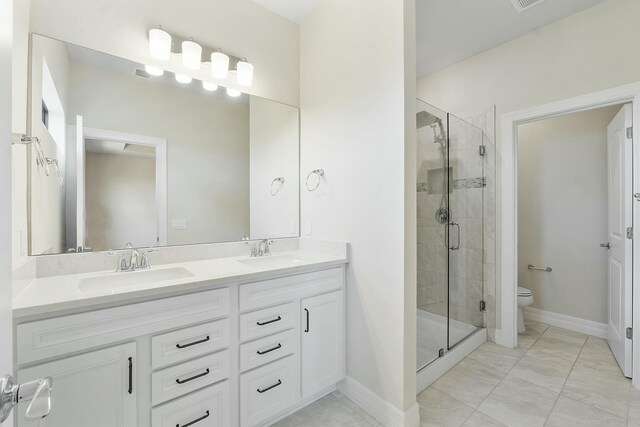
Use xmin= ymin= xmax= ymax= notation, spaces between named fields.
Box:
xmin=449 ymin=222 xmax=461 ymax=250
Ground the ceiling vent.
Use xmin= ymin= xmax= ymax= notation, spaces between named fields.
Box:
xmin=510 ymin=0 xmax=546 ymax=13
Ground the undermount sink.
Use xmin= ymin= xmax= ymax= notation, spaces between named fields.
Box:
xmin=79 ymin=267 xmax=195 ymax=294
xmin=237 ymin=254 xmax=310 ymax=269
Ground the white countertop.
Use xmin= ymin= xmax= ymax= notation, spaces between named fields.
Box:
xmin=13 ymin=249 xmax=348 ymax=319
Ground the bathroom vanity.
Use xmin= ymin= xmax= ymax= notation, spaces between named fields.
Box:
xmin=12 ymin=245 xmax=348 ymax=426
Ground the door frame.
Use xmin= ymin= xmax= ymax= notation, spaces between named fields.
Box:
xmin=70 ymin=125 xmax=168 ymax=247
xmin=499 ymin=81 xmax=640 ymax=387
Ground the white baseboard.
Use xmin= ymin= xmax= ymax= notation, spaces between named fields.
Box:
xmin=338 ymin=376 xmax=420 ymax=427
xmin=523 ymin=307 xmax=608 ymax=339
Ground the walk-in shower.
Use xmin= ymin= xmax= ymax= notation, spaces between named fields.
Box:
xmin=416 ymin=99 xmax=488 ymax=386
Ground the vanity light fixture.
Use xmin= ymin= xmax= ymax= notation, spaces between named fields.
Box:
xmin=236 ymin=59 xmax=254 ymax=87
xmin=149 ymin=28 xmax=172 ymax=61
xmin=175 ymin=73 xmax=192 ymax=84
xmin=182 ymin=39 xmax=202 ymax=70
xmin=211 ymin=50 xmax=230 ymax=79
xmin=202 ymin=81 xmax=218 ymax=91
xmin=144 ymin=65 xmax=164 ymax=76
xmin=226 ymin=87 xmax=241 ymax=97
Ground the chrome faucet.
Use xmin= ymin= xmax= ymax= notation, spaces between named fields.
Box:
xmin=108 ymin=243 xmax=157 ymax=272
xmin=250 ymin=239 xmax=275 ymax=257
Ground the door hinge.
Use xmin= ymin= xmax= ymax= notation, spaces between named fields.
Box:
xmin=627 ymin=127 xmax=633 ymax=139
xmin=479 ymin=300 xmax=486 ymax=312
xmin=627 ymin=227 xmax=633 ymax=239
xmin=627 ymin=327 xmax=633 ymax=340
xmin=479 ymin=146 xmax=486 ymax=157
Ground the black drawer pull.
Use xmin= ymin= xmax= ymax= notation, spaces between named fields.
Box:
xmin=176 ymin=335 xmax=210 ymax=349
xmin=257 ymin=343 xmax=282 ymax=355
xmin=176 ymin=410 xmax=209 ymax=427
xmin=304 ymin=308 xmax=310 ymax=333
xmin=128 ymin=357 xmax=133 ymax=394
xmin=176 ymin=369 xmax=210 ymax=384
xmin=256 ymin=316 xmax=281 ymax=326
xmin=257 ymin=379 xmax=282 ymax=394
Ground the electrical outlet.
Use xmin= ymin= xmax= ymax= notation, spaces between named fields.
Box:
xmin=172 ymin=219 xmax=187 ymax=230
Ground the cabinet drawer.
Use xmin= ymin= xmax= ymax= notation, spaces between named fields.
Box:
xmin=240 ymin=302 xmax=295 ymax=342
xmin=152 ymin=350 xmax=230 ymax=406
xmin=152 ymin=381 xmax=230 ymax=427
xmin=17 ymin=287 xmax=230 ymax=364
xmin=152 ymin=319 xmax=230 ymax=369
xmin=240 ymin=329 xmax=296 ymax=372
xmin=239 ymin=268 xmax=343 ymax=311
xmin=240 ymin=355 xmax=300 ymax=427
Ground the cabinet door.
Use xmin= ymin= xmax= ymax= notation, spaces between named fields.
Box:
xmin=301 ymin=291 xmax=344 ymax=398
xmin=17 ymin=342 xmax=137 ymax=427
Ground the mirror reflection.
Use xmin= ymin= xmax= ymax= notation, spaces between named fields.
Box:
xmin=28 ymin=34 xmax=300 ymax=255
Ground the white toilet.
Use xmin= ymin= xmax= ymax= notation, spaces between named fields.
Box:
xmin=517 ymin=286 xmax=533 ymax=333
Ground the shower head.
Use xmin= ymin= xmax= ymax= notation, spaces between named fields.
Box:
xmin=417 ymin=110 xmax=447 ymax=144
xmin=416 ymin=111 xmax=442 ymax=129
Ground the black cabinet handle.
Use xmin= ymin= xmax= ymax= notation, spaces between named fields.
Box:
xmin=176 ymin=335 xmax=210 ymax=349
xmin=257 ymin=343 xmax=282 ymax=355
xmin=176 ymin=410 xmax=209 ymax=427
xmin=176 ymin=368 xmax=210 ymax=384
xmin=257 ymin=379 xmax=282 ymax=394
xmin=257 ymin=316 xmax=281 ymax=326
xmin=128 ymin=357 xmax=133 ymax=394
xmin=304 ymin=308 xmax=310 ymax=333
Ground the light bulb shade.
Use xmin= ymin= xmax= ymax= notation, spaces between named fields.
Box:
xmin=202 ymin=81 xmax=218 ymax=91
xmin=236 ymin=61 xmax=254 ymax=87
xmin=226 ymin=87 xmax=241 ymax=97
xmin=175 ymin=73 xmax=192 ymax=84
xmin=144 ymin=65 xmax=164 ymax=76
xmin=149 ymin=28 xmax=172 ymax=61
xmin=182 ymin=40 xmax=202 ymax=70
xmin=211 ymin=51 xmax=230 ymax=79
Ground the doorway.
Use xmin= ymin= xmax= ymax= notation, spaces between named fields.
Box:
xmin=499 ymin=83 xmax=640 ymax=387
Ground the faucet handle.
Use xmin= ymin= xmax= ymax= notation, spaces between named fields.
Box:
xmin=107 ymin=251 xmax=128 ymax=272
xmin=23 ymin=377 xmax=53 ymax=420
xmin=137 ymin=249 xmax=158 ymax=269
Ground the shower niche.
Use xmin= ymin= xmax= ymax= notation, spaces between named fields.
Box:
xmin=416 ymin=99 xmax=487 ymax=373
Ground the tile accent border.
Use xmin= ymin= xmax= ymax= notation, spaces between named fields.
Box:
xmin=523 ymin=307 xmax=607 ymax=339
xmin=338 ymin=376 xmax=420 ymax=427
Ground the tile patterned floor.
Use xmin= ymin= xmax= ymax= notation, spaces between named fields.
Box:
xmin=275 ymin=321 xmax=637 ymax=426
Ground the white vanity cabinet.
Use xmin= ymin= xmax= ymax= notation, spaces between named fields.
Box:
xmin=13 ymin=264 xmax=346 ymax=427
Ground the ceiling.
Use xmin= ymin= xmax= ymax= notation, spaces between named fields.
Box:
xmin=251 ymin=0 xmax=319 ymax=24
xmin=416 ymin=0 xmax=606 ymax=77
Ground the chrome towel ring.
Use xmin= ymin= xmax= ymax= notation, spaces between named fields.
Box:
xmin=306 ymin=169 xmax=324 ymax=192
xmin=270 ymin=177 xmax=285 ymax=196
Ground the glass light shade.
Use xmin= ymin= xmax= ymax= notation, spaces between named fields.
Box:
xmin=211 ymin=51 xmax=230 ymax=79
xmin=226 ymin=87 xmax=241 ymax=97
xmin=202 ymin=81 xmax=218 ymax=91
xmin=149 ymin=28 xmax=172 ymax=61
xmin=175 ymin=73 xmax=192 ymax=84
xmin=144 ymin=65 xmax=164 ymax=76
xmin=182 ymin=40 xmax=202 ymax=70
xmin=236 ymin=61 xmax=254 ymax=87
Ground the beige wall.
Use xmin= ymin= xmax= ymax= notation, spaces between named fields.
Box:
xmin=85 ymin=152 xmax=156 ymax=251
xmin=417 ymin=0 xmax=640 ymax=336
xmin=300 ymin=0 xmax=416 ymax=413
xmin=518 ymin=106 xmax=620 ymax=324
xmin=67 ymin=60 xmax=250 ymax=247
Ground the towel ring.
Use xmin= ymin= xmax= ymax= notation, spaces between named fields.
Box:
xmin=306 ymin=169 xmax=324 ymax=192
xmin=270 ymin=177 xmax=285 ymax=196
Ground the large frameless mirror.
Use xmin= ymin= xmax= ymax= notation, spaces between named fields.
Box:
xmin=27 ymin=34 xmax=300 ymax=255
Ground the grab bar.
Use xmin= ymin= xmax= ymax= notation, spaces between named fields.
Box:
xmin=528 ymin=264 xmax=552 ymax=272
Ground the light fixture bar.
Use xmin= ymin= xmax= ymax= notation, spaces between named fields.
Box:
xmin=166 ymin=33 xmax=243 ymax=71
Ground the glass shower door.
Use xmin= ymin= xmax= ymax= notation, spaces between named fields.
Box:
xmin=447 ymin=114 xmax=485 ymax=348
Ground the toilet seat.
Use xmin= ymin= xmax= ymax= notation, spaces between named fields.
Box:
xmin=518 ymin=286 xmax=532 ymax=297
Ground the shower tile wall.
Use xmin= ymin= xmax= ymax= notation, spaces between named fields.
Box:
xmin=459 ymin=107 xmax=497 ymax=341
xmin=417 ymin=124 xmax=448 ymax=317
